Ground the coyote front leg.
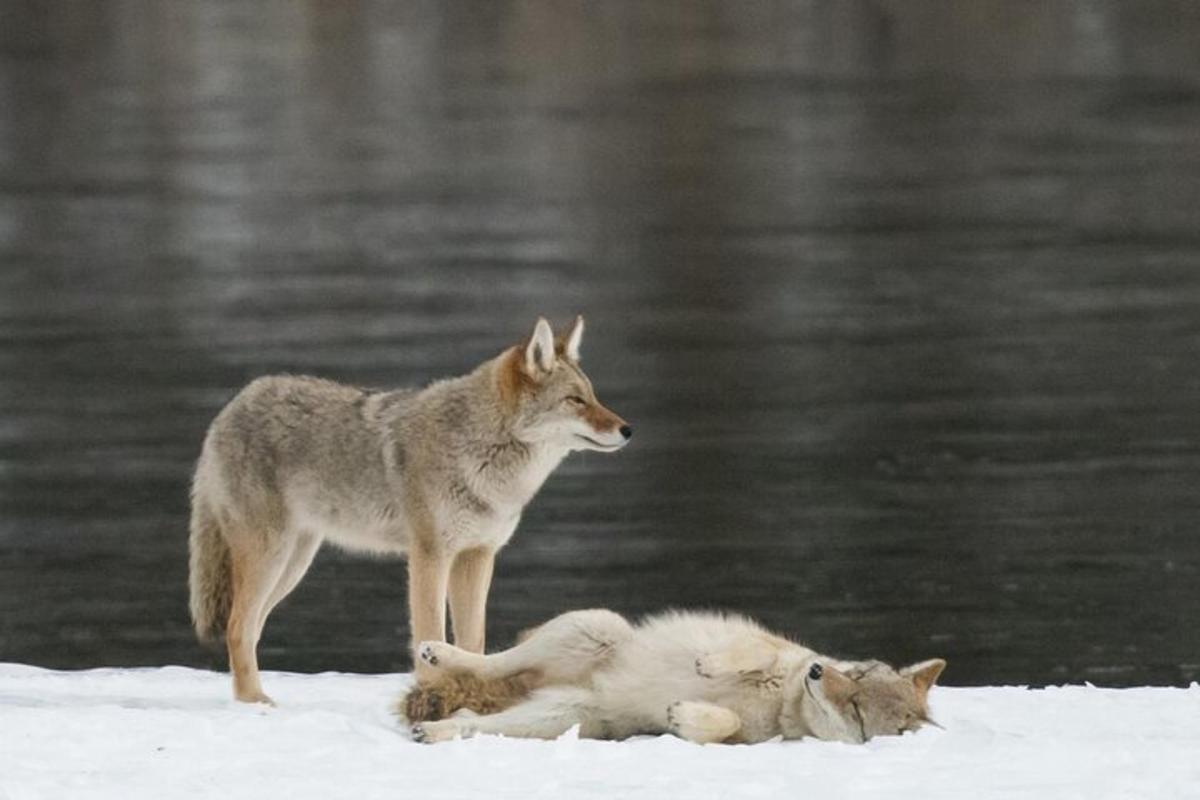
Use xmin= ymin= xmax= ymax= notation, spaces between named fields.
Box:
xmin=408 ymin=543 xmax=451 ymax=679
xmin=448 ymin=547 xmax=494 ymax=654
xmin=695 ymin=636 xmax=783 ymax=680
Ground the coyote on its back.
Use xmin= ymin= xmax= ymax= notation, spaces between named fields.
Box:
xmin=404 ymin=609 xmax=946 ymax=745
xmin=188 ymin=317 xmax=631 ymax=703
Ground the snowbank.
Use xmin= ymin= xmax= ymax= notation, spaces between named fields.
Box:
xmin=2 ymin=664 xmax=1198 ymax=799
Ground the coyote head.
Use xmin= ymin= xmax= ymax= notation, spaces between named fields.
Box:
xmin=500 ymin=316 xmax=632 ymax=453
xmin=783 ymin=657 xmax=945 ymax=743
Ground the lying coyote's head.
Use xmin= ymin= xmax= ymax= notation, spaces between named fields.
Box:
xmin=500 ymin=316 xmax=632 ymax=453
xmin=784 ymin=657 xmax=946 ymax=743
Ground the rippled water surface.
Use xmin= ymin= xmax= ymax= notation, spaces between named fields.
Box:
xmin=3 ymin=2 xmax=1200 ymax=686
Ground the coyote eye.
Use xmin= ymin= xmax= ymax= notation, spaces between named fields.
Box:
xmin=565 ymin=395 xmax=586 ymax=406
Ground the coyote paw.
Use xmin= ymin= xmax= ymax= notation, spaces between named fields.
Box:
xmin=411 ymin=719 xmax=460 ymax=744
xmin=235 ymin=689 xmax=276 ymax=706
xmin=695 ymin=653 xmax=733 ymax=678
xmin=417 ymin=641 xmax=453 ymax=668
xmin=666 ymin=701 xmax=741 ymax=744
xmin=666 ymin=701 xmax=681 ymax=730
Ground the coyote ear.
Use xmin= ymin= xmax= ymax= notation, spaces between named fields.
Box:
xmin=901 ymin=659 xmax=946 ymax=700
xmin=816 ymin=664 xmax=856 ymax=705
xmin=562 ymin=315 xmax=584 ymax=362
xmin=524 ymin=318 xmax=556 ymax=375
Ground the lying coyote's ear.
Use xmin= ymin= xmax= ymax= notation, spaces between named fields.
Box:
xmin=816 ymin=663 xmax=857 ymax=705
xmin=562 ymin=315 xmax=584 ymax=362
xmin=901 ymin=659 xmax=946 ymax=701
xmin=524 ymin=318 xmax=556 ymax=375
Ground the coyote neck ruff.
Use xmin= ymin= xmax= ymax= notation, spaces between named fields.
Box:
xmin=188 ymin=316 xmax=631 ymax=704
xmin=368 ymin=358 xmax=564 ymax=524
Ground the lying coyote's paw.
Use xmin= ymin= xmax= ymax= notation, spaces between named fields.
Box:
xmin=418 ymin=641 xmax=453 ymax=668
xmin=411 ymin=719 xmax=460 ymax=744
xmin=694 ymin=650 xmax=779 ymax=684
xmin=666 ymin=701 xmax=741 ymax=744
xmin=694 ymin=653 xmax=721 ymax=678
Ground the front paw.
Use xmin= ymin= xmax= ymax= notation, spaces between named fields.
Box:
xmin=694 ymin=654 xmax=719 ymax=678
xmin=666 ymin=701 xmax=682 ymax=732
xmin=665 ymin=701 xmax=741 ymax=744
xmin=411 ymin=719 xmax=460 ymax=744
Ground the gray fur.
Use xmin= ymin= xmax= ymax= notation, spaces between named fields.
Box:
xmin=188 ymin=317 xmax=630 ymax=703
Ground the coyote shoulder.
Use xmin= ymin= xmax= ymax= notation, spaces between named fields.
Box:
xmin=403 ymin=609 xmax=945 ymax=745
xmin=188 ymin=317 xmax=632 ymax=703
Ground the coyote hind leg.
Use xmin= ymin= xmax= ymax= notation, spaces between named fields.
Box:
xmin=225 ymin=533 xmax=292 ymax=704
xmin=256 ymin=531 xmax=321 ymax=635
xmin=418 ymin=608 xmax=632 ymax=683
xmin=413 ymin=687 xmax=593 ymax=743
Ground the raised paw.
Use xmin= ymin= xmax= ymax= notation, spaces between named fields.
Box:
xmin=417 ymin=640 xmax=457 ymax=669
xmin=695 ymin=655 xmax=714 ymax=679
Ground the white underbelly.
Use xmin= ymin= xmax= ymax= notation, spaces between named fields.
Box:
xmin=292 ymin=505 xmax=409 ymax=555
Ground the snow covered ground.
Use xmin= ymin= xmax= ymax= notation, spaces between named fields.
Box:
xmin=2 ymin=664 xmax=1198 ymax=800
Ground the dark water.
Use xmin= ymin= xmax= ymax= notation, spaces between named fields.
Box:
xmin=3 ymin=2 xmax=1200 ymax=687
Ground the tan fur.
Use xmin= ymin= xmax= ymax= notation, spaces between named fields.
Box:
xmin=401 ymin=673 xmax=536 ymax=723
xmin=400 ymin=609 xmax=945 ymax=745
xmin=188 ymin=317 xmax=631 ymax=703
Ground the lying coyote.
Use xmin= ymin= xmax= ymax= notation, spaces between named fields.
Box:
xmin=403 ymin=609 xmax=945 ymax=744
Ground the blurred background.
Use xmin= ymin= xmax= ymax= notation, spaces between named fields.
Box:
xmin=2 ymin=1 xmax=1199 ymax=687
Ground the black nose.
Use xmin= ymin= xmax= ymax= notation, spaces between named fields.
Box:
xmin=619 ymin=425 xmax=633 ymax=440
xmin=808 ymin=663 xmax=823 ymax=681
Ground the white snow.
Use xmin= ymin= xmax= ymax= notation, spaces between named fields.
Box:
xmin=2 ymin=664 xmax=1198 ymax=800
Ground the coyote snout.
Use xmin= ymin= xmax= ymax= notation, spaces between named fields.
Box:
xmin=507 ymin=316 xmax=632 ymax=454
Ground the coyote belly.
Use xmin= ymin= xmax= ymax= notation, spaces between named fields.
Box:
xmin=188 ymin=316 xmax=632 ymax=704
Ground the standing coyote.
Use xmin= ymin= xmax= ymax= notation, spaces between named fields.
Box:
xmin=404 ymin=609 xmax=945 ymax=744
xmin=188 ymin=317 xmax=631 ymax=703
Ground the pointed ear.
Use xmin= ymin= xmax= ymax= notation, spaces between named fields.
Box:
xmin=818 ymin=664 xmax=857 ymax=705
xmin=901 ymin=659 xmax=946 ymax=699
xmin=562 ymin=315 xmax=584 ymax=362
xmin=524 ymin=318 xmax=556 ymax=375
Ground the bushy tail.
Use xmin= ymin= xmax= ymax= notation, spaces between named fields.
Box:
xmin=398 ymin=673 xmax=533 ymax=723
xmin=188 ymin=502 xmax=232 ymax=644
